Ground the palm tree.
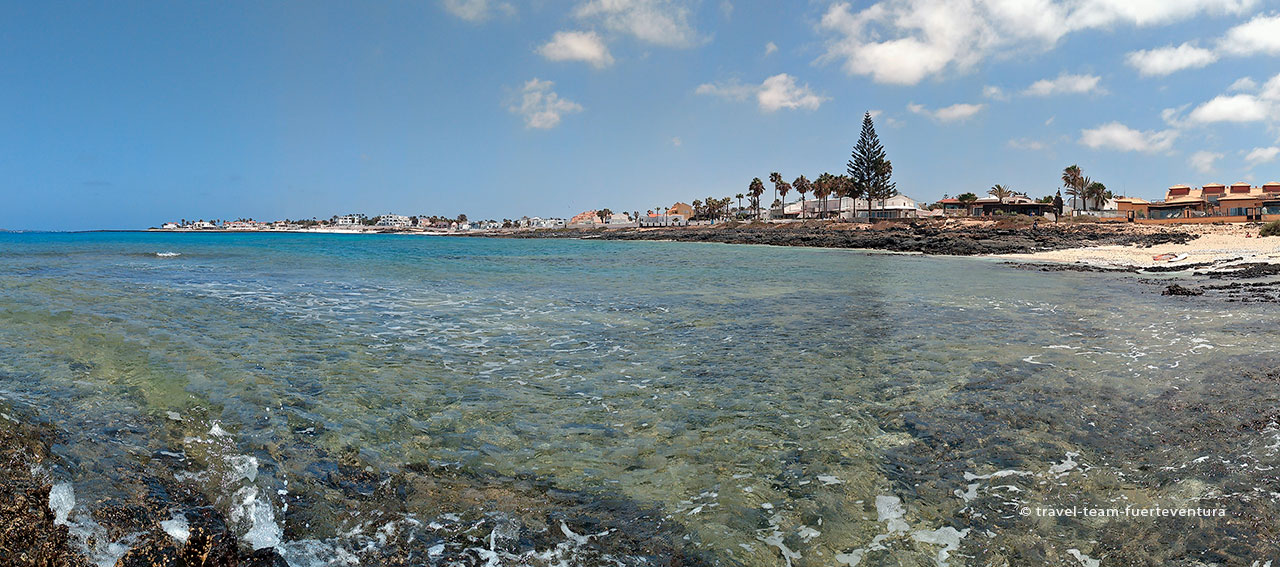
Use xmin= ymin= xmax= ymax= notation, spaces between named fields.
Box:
xmin=989 ymin=184 xmax=1014 ymax=203
xmin=1085 ymin=181 xmax=1109 ymax=210
xmin=1075 ymin=176 xmax=1093 ymax=211
xmin=777 ymin=180 xmax=791 ymax=216
xmin=735 ymin=193 xmax=744 ymax=216
xmin=748 ymin=178 xmax=765 ymax=219
xmin=769 ymin=172 xmax=783 ymax=215
xmin=1062 ymin=165 xmax=1084 ymax=213
xmin=793 ymin=175 xmax=811 ymax=219
xmin=813 ymin=173 xmax=835 ymax=219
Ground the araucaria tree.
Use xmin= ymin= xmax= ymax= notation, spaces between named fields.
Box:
xmin=849 ymin=111 xmax=895 ymax=220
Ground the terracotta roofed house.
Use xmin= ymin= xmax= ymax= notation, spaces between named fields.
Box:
xmin=667 ymin=202 xmax=694 ymax=219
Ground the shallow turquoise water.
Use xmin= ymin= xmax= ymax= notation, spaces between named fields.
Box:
xmin=1 ymin=232 xmax=1278 ymax=566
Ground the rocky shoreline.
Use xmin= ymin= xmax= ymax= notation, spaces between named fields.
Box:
xmin=492 ymin=221 xmax=1200 ymax=255
xmin=0 ymin=401 xmax=711 ymax=567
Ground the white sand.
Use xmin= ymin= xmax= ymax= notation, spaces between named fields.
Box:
xmin=1003 ymin=224 xmax=1280 ymax=269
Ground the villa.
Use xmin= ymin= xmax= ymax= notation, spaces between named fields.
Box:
xmin=640 ymin=212 xmax=687 ymax=227
xmin=335 ymin=214 xmax=366 ymax=227
xmin=667 ymin=202 xmax=694 ymax=219
xmin=967 ymin=196 xmax=1055 ymax=217
xmin=776 ymin=194 xmax=937 ymax=219
xmin=569 ymin=210 xmax=602 ymax=227
xmin=1130 ymin=183 xmax=1280 ymax=221
xmin=375 ymin=214 xmax=412 ymax=228
xmin=223 ymin=220 xmax=262 ymax=231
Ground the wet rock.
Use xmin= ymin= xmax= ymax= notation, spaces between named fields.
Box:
xmin=1162 ymin=284 xmax=1204 ymax=296
xmin=116 ymin=533 xmax=184 ymax=567
xmin=238 ymin=547 xmax=288 ymax=567
xmin=179 ymin=507 xmax=239 ymax=567
xmin=0 ymin=409 xmax=90 ymax=567
xmin=490 ymin=222 xmax=1202 ymax=256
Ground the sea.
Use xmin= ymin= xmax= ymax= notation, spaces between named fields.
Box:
xmin=0 ymin=231 xmax=1278 ymax=566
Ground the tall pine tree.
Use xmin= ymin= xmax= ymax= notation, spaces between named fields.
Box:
xmin=848 ymin=112 xmax=895 ymax=220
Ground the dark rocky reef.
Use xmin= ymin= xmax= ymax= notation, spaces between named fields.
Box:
xmin=496 ymin=221 xmax=1200 ymax=255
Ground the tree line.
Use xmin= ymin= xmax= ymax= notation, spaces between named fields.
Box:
xmin=746 ymin=112 xmax=896 ymax=220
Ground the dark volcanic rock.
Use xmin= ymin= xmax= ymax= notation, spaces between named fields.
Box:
xmin=1162 ymin=284 xmax=1205 ymax=296
xmin=493 ymin=222 xmax=1201 ymax=256
xmin=0 ymin=410 xmax=90 ymax=567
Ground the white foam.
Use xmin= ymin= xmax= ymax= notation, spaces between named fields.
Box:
xmin=49 ymin=482 xmax=75 ymax=525
xmin=1049 ymin=452 xmax=1081 ymax=476
xmin=912 ymin=527 xmax=970 ymax=567
xmin=155 ymin=252 xmax=182 ymax=257
xmin=1068 ymin=548 xmax=1101 ymax=567
xmin=230 ymin=486 xmax=282 ymax=550
xmin=209 ymin=422 xmax=231 ymax=437
xmin=229 ymin=455 xmax=259 ymax=483
xmin=161 ymin=514 xmax=190 ymax=544
xmin=876 ymin=495 xmax=909 ymax=534
xmin=963 ymin=469 xmax=1032 ymax=481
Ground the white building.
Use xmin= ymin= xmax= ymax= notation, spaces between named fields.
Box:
xmin=224 ymin=220 xmax=262 ymax=230
xmin=190 ymin=221 xmax=217 ymax=230
xmin=606 ymin=213 xmax=635 ymax=226
xmin=161 ymin=222 xmax=180 ymax=230
xmin=375 ymin=214 xmax=412 ymax=228
xmin=639 ymin=214 xmax=687 ymax=227
xmin=335 ymin=214 xmax=366 ymax=227
xmin=779 ymin=195 xmax=935 ymax=220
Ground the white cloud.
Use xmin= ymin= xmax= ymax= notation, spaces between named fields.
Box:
xmin=694 ymin=79 xmax=754 ymax=101
xmin=983 ymin=85 xmax=1009 ymax=101
xmin=1080 ymin=122 xmax=1178 ymax=153
xmin=538 ymin=31 xmax=615 ymax=68
xmin=575 ymin=0 xmax=701 ymax=48
xmin=696 ymin=74 xmax=828 ymax=112
xmin=764 ymin=41 xmax=778 ymax=55
xmin=1245 ymin=146 xmax=1280 ymax=165
xmin=1220 ymin=13 xmax=1280 ymax=55
xmin=671 ymin=136 xmax=683 ymax=146
xmin=908 ymin=101 xmax=985 ymax=122
xmin=1190 ymin=150 xmax=1223 ymax=173
xmin=816 ymin=0 xmax=1256 ymax=85
xmin=1126 ymin=43 xmax=1217 ymax=76
xmin=509 ymin=79 xmax=583 ymax=129
xmin=1007 ymin=138 xmax=1048 ymax=151
xmin=1187 ymin=94 xmax=1271 ymax=123
xmin=1023 ymin=73 xmax=1103 ymax=96
xmin=441 ymin=0 xmax=515 ymax=22
xmin=1230 ymin=77 xmax=1258 ymax=91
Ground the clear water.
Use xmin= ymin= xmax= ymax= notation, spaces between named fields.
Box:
xmin=1 ymin=232 xmax=1278 ymax=566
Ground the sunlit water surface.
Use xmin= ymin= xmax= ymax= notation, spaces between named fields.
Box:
xmin=1 ymin=232 xmax=1278 ymax=566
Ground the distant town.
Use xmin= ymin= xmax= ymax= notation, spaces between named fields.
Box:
xmin=152 ymin=179 xmax=1280 ymax=234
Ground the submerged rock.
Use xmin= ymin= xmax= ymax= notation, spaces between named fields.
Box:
xmin=1162 ymin=284 xmax=1205 ymax=296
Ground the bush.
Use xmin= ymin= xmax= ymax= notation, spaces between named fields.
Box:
xmin=1262 ymin=220 xmax=1280 ymax=237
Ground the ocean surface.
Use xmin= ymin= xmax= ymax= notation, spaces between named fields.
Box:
xmin=1 ymin=232 xmax=1278 ymax=566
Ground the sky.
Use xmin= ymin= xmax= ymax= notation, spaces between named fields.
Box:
xmin=5 ymin=0 xmax=1280 ymax=230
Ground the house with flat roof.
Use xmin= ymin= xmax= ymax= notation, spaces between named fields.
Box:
xmin=375 ymin=214 xmax=411 ymax=228
xmin=1142 ymin=183 xmax=1280 ymax=220
xmin=335 ymin=214 xmax=366 ymax=227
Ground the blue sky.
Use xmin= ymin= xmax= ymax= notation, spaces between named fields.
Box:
xmin=5 ymin=0 xmax=1280 ymax=230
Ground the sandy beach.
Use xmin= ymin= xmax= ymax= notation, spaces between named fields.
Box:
xmin=1002 ymin=223 xmax=1280 ymax=270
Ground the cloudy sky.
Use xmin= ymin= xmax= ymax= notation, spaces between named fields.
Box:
xmin=5 ymin=1 xmax=1280 ymax=229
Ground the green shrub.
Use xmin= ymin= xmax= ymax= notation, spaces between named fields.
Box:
xmin=1262 ymin=220 xmax=1280 ymax=237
